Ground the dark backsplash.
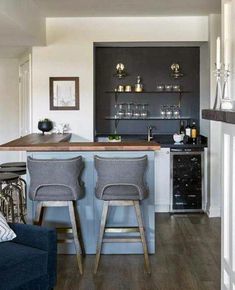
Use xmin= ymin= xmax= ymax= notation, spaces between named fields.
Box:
xmin=95 ymin=46 xmax=200 ymax=136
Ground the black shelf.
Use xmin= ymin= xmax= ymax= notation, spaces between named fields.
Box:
xmin=105 ymin=91 xmax=191 ymax=94
xmin=105 ymin=116 xmax=191 ymax=120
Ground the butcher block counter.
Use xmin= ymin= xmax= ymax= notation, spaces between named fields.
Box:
xmin=0 ymin=133 xmax=157 ymax=255
xmin=0 ymin=133 xmax=160 ymax=151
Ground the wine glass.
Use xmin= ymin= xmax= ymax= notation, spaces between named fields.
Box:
xmin=140 ymin=104 xmax=148 ymax=118
xmin=133 ymin=104 xmax=141 ymax=118
xmin=166 ymin=105 xmax=173 ymax=119
xmin=126 ymin=103 xmax=133 ymax=118
xmin=160 ymin=105 xmax=166 ymax=119
xmin=115 ymin=103 xmax=126 ymax=119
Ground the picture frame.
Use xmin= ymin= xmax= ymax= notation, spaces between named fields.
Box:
xmin=49 ymin=77 xmax=79 ymax=110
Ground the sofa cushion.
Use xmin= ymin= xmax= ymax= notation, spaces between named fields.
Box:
xmin=0 ymin=212 xmax=16 ymax=242
xmin=0 ymin=242 xmax=48 ymax=290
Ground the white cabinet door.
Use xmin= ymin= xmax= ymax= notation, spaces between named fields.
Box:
xmin=155 ymin=148 xmax=171 ymax=212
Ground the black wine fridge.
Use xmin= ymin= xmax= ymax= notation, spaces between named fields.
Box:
xmin=170 ymin=148 xmax=204 ymax=213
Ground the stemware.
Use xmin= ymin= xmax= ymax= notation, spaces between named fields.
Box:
xmin=160 ymin=105 xmax=166 ymax=119
xmin=126 ymin=103 xmax=134 ymax=118
xmin=166 ymin=105 xmax=173 ymax=119
xmin=140 ymin=104 xmax=148 ymax=118
xmin=115 ymin=103 xmax=126 ymax=118
xmin=133 ymin=104 xmax=141 ymax=118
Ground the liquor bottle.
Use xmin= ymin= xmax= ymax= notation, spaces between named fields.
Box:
xmin=191 ymin=121 xmax=197 ymax=144
xmin=135 ymin=76 xmax=143 ymax=92
xmin=180 ymin=121 xmax=185 ymax=135
xmin=185 ymin=121 xmax=191 ymax=137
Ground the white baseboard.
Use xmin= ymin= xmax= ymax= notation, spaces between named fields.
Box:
xmin=206 ymin=206 xmax=221 ymax=218
xmin=155 ymin=204 xmax=221 ymax=217
xmin=155 ymin=204 xmax=169 ymax=213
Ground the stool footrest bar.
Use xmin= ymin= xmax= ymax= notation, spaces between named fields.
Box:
xmin=105 ymin=227 xmax=139 ymax=233
xmin=103 ymin=237 xmax=142 ymax=243
xmin=56 ymin=227 xmax=73 ymax=233
xmin=57 ymin=239 xmax=74 ymax=243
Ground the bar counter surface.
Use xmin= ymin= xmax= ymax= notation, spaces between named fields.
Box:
xmin=0 ymin=133 xmax=161 ymax=151
xmin=0 ymin=133 xmax=157 ymax=255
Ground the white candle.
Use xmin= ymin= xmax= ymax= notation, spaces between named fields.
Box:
xmin=224 ymin=39 xmax=230 ymax=70
xmin=216 ymin=37 xmax=221 ymax=70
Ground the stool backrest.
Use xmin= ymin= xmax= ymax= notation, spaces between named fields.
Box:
xmin=27 ymin=156 xmax=84 ymax=201
xmin=94 ymin=155 xmax=148 ymax=200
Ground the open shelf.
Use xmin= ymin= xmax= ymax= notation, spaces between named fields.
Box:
xmin=105 ymin=91 xmax=191 ymax=94
xmin=105 ymin=116 xmax=191 ymax=120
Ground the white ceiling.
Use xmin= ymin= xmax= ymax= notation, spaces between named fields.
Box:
xmin=33 ymin=0 xmax=221 ymax=17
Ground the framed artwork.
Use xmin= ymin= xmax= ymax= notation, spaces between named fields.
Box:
xmin=49 ymin=77 xmax=79 ymax=110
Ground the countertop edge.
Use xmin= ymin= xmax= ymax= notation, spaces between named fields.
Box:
xmin=0 ymin=141 xmax=161 ymax=152
xmin=202 ymin=109 xmax=235 ymax=124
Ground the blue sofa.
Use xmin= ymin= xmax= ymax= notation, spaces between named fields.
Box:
xmin=0 ymin=223 xmax=57 ymax=290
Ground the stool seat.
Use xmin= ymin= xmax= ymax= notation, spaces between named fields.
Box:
xmin=0 ymin=162 xmax=26 ymax=168
xmin=0 ymin=172 xmax=19 ymax=182
xmin=0 ymin=167 xmax=26 ymax=176
xmin=101 ymin=188 xmax=141 ymax=200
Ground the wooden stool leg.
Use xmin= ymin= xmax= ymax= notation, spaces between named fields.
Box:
xmin=94 ymin=200 xmax=109 ymax=274
xmin=34 ymin=202 xmax=44 ymax=226
xmin=68 ymin=201 xmax=83 ymax=275
xmin=134 ymin=200 xmax=151 ymax=274
xmin=74 ymin=203 xmax=85 ymax=257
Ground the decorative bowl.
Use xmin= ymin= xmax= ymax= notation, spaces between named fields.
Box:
xmin=38 ymin=119 xmax=53 ymax=134
xmin=173 ymin=133 xmax=184 ymax=143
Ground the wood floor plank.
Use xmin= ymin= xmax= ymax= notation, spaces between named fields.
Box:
xmin=55 ymin=213 xmax=221 ymax=290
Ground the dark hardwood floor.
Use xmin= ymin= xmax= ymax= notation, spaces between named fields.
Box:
xmin=55 ymin=213 xmax=221 ymax=290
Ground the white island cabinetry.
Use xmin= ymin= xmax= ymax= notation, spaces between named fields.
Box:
xmin=155 ymin=148 xmax=171 ymax=212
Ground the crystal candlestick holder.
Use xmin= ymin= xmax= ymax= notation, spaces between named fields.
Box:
xmin=213 ymin=66 xmax=222 ymax=110
xmin=221 ymin=67 xmax=233 ymax=110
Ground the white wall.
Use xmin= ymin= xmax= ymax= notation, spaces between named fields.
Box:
xmin=0 ymin=58 xmax=20 ymax=162
xmin=206 ymin=14 xmax=222 ymax=217
xmin=32 ymin=16 xmax=209 ymax=140
xmin=200 ymin=43 xmax=210 ymax=137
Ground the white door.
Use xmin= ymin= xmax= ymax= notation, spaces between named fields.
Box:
xmin=19 ymin=58 xmax=31 ymax=136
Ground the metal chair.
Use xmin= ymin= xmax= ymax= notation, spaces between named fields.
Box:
xmin=94 ymin=155 xmax=151 ymax=274
xmin=0 ymin=162 xmax=26 ymax=168
xmin=0 ymin=167 xmax=27 ymax=223
xmin=27 ymin=156 xmax=85 ymax=274
xmin=0 ymin=173 xmax=23 ymax=223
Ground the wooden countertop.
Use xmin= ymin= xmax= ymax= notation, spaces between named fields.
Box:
xmin=0 ymin=134 xmax=160 ymax=151
xmin=202 ymin=109 xmax=235 ymax=124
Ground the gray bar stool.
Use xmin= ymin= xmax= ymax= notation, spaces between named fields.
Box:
xmin=94 ymin=155 xmax=150 ymax=274
xmin=27 ymin=156 xmax=84 ymax=274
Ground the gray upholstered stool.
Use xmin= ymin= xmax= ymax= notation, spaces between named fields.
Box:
xmin=27 ymin=156 xmax=84 ymax=274
xmin=94 ymin=155 xmax=150 ymax=274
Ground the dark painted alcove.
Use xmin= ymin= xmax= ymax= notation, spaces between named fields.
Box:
xmin=95 ymin=46 xmax=200 ymax=137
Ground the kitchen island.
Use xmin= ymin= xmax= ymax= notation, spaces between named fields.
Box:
xmin=0 ymin=133 xmax=160 ymax=254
